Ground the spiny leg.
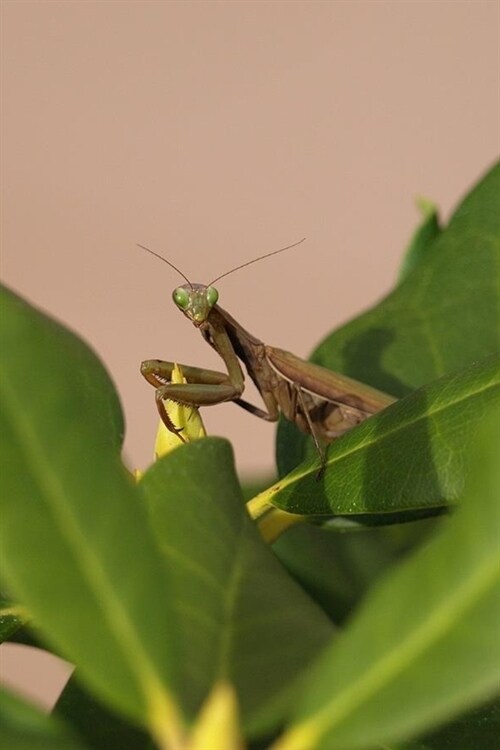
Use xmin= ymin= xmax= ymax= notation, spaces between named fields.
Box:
xmin=155 ymin=389 xmax=187 ymax=441
xmin=141 ymin=359 xmax=231 ymax=388
xmin=142 ymin=358 xmax=239 ymax=436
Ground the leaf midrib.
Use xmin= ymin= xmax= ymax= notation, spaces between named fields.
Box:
xmin=288 ymin=364 xmax=499 ymax=487
xmin=215 ymin=510 xmax=248 ymax=678
xmin=281 ymin=547 xmax=499 ymax=749
xmin=0 ymin=367 xmax=167 ymax=706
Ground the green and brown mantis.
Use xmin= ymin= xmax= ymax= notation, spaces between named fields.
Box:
xmin=140 ymin=240 xmax=396 ymax=467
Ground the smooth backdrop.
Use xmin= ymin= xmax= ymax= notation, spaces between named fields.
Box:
xmin=1 ymin=0 xmax=499 ymax=713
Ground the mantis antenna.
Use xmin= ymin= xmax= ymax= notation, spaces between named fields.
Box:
xmin=138 ymin=237 xmax=306 ymax=287
xmin=208 ymin=237 xmax=306 ymax=285
xmin=137 ymin=243 xmax=193 ymax=289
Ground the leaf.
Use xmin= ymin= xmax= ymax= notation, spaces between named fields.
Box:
xmin=318 ymin=161 xmax=499 ymax=390
xmin=0 ymin=286 xmax=183 ymax=745
xmin=278 ymin=162 xmax=500 ymax=476
xmin=341 ymin=698 xmax=500 ymax=749
xmin=273 ymin=411 xmax=500 ymax=750
xmin=0 ymin=286 xmax=124 ymax=451
xmin=54 ymin=676 xmax=155 ymax=750
xmin=0 ymin=687 xmax=90 ymax=750
xmin=3 ymin=624 xmax=47 ymax=650
xmin=400 ymin=698 xmax=500 ymax=750
xmin=398 ymin=197 xmax=441 ymax=282
xmin=240 ymin=474 xmax=277 ymax=503
xmin=0 ymin=592 xmax=27 ymax=643
xmin=266 ymin=355 xmax=500 ymax=516
xmin=139 ymin=438 xmax=334 ymax=736
xmin=272 ymin=519 xmax=436 ymax=625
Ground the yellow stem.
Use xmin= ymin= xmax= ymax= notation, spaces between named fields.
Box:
xmin=257 ymin=508 xmax=306 ymax=543
xmin=246 ymin=493 xmax=273 ymax=520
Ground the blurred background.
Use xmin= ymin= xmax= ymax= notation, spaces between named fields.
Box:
xmin=1 ymin=0 xmax=498 ymax=713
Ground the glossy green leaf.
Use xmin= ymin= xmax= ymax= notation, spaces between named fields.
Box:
xmin=139 ymin=438 xmax=334 ymax=736
xmin=268 ymin=355 xmax=500 ymax=516
xmin=278 ymin=162 xmax=500 ymax=476
xmin=0 ymin=286 xmax=182 ymax=742
xmin=274 ymin=412 xmax=500 ymax=750
xmin=0 ymin=688 xmax=89 ymax=750
xmin=0 ymin=287 xmax=124 ymax=451
xmin=0 ymin=592 xmax=26 ymax=643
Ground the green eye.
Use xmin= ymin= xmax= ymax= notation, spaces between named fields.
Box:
xmin=206 ymin=286 xmax=219 ymax=306
xmin=173 ymin=287 xmax=190 ymax=309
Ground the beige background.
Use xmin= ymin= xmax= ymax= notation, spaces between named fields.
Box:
xmin=1 ymin=0 xmax=499 ymax=715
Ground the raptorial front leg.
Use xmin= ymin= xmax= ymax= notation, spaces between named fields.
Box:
xmin=233 ymin=397 xmax=278 ymax=421
xmin=141 ymin=358 xmax=243 ymax=435
xmin=141 ymin=359 xmax=231 ymax=388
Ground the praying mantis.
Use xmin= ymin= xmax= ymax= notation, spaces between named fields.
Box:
xmin=140 ymin=240 xmax=396 ymax=466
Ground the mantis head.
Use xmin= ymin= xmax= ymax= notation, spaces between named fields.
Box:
xmin=172 ymin=283 xmax=219 ymax=326
xmin=138 ymin=237 xmax=306 ymax=326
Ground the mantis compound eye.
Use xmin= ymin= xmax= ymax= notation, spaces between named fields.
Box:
xmin=172 ymin=287 xmax=190 ymax=310
xmin=206 ymin=286 xmax=219 ymax=307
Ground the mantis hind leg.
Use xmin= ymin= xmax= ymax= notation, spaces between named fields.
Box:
xmin=292 ymin=385 xmax=327 ymax=473
xmin=276 ymin=382 xmax=327 ymax=474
